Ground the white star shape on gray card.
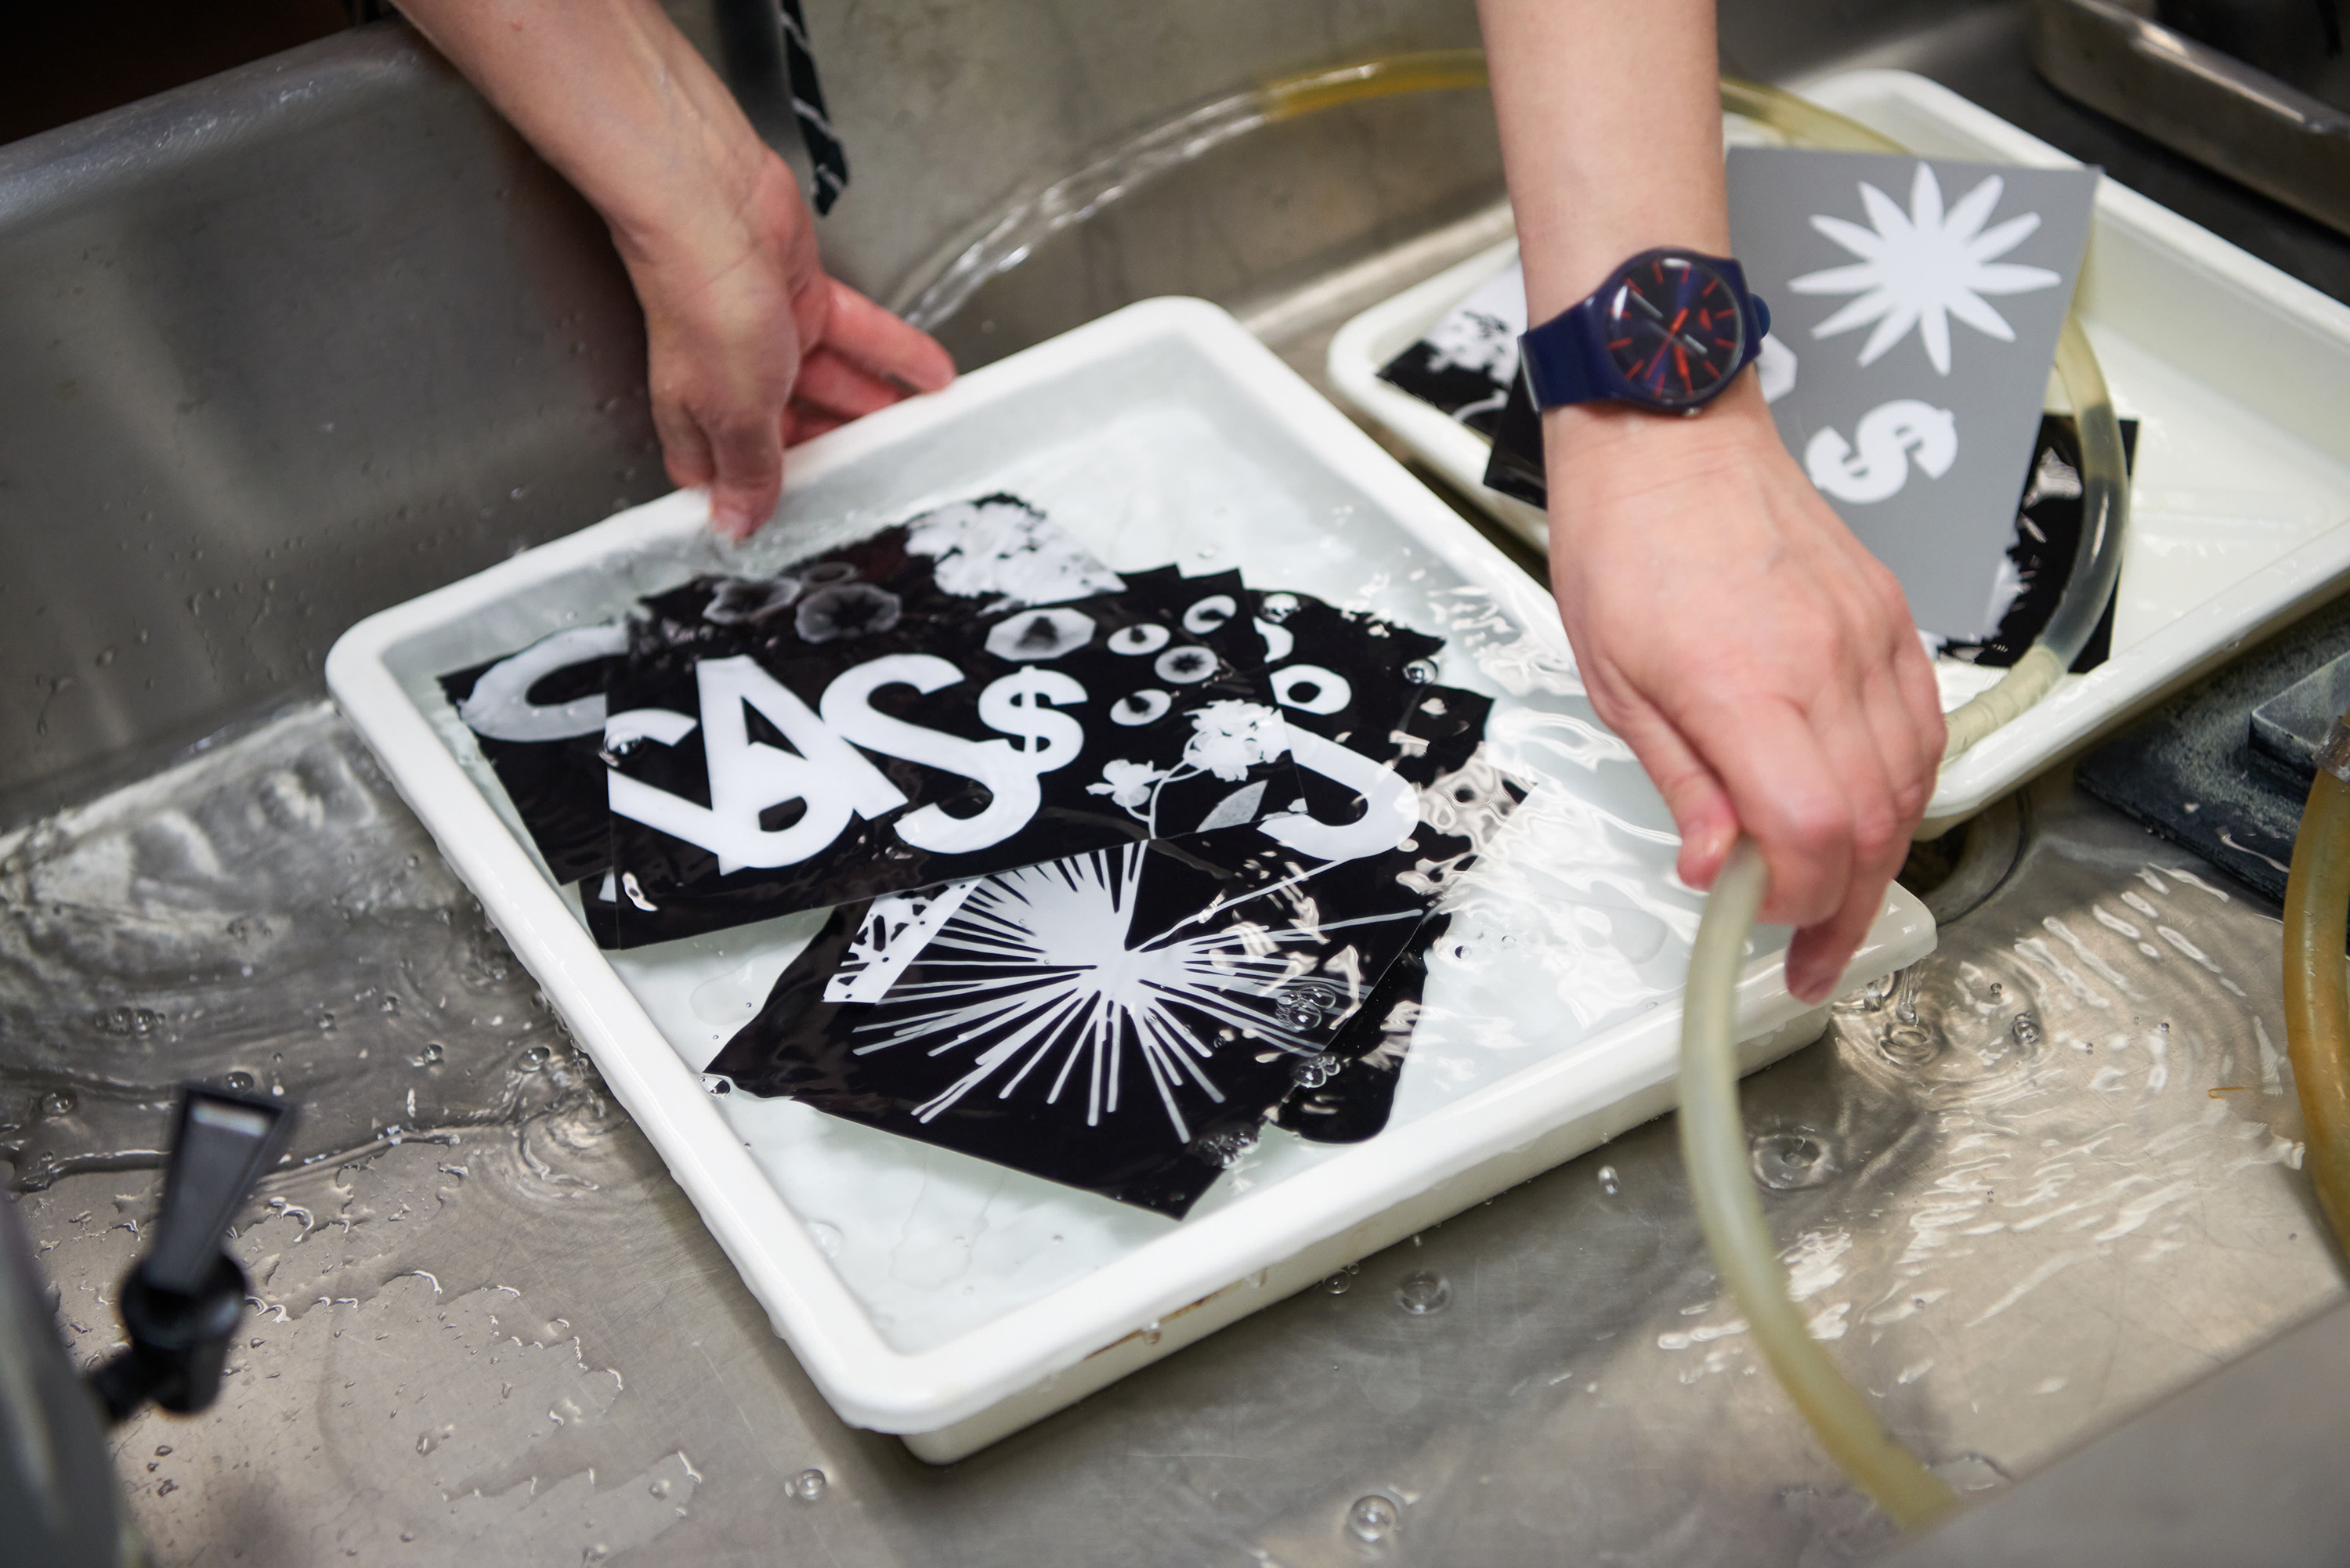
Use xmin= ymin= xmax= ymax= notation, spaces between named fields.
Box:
xmin=1789 ymin=161 xmax=2063 ymax=375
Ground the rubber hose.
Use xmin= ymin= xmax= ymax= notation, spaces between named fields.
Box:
xmin=886 ymin=62 xmax=2120 ymax=1526
xmin=1262 ymin=50 xmax=1491 ymax=119
xmin=2281 ymin=720 xmax=2350 ymax=1254
xmin=1940 ymin=316 xmax=2131 ymax=761
xmin=1680 ymin=840 xmax=1961 ymax=1529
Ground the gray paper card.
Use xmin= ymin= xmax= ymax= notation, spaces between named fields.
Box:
xmin=1728 ymin=147 xmax=2099 ymax=641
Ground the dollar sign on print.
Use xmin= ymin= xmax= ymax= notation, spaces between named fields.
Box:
xmin=1804 ymin=399 xmax=1958 ymax=504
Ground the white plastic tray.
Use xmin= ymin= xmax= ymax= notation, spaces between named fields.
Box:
xmin=327 ymin=297 xmax=1933 ymax=1458
xmin=1327 ymin=69 xmax=2350 ymax=833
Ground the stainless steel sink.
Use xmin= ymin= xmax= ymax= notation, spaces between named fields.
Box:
xmin=9 ymin=2 xmax=2350 ymax=1563
xmin=2029 ymin=0 xmax=2350 ymax=237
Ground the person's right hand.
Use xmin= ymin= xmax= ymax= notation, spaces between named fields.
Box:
xmin=1544 ymin=378 xmax=1947 ymax=1003
xmin=614 ymin=150 xmax=954 ymax=541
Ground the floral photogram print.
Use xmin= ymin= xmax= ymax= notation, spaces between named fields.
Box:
xmin=1930 ymin=414 xmax=2139 ymax=671
xmin=1789 ymin=163 xmax=2061 ymax=377
xmin=1376 ymin=262 xmax=1529 ymax=437
xmin=853 ymin=839 xmax=1420 ymax=1129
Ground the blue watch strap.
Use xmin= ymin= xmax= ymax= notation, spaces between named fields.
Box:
xmin=1519 ymin=297 xmax=1613 ymax=410
xmin=1517 ymin=250 xmax=1770 ymax=414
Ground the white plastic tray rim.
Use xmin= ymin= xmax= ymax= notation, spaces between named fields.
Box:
xmin=330 ymin=297 xmax=1932 ymax=1433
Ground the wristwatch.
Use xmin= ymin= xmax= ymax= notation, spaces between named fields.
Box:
xmin=1517 ymin=247 xmax=1772 ymax=416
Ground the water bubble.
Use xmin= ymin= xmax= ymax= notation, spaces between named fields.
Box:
xmin=2011 ymin=1013 xmax=2043 ymax=1047
xmin=1290 ymin=1053 xmax=1337 ymax=1088
xmin=807 ymin=1220 xmax=844 ymax=1258
xmin=1596 ymin=1164 xmax=1621 ymax=1196
xmin=1347 ymin=1494 xmax=1399 ymax=1542
xmin=1987 ymin=982 xmax=2003 ymax=999
xmin=1751 ymin=1130 xmax=1838 ymax=1191
xmin=1878 ymin=1025 xmax=1937 ymax=1068
xmin=1932 ymin=1451 xmax=2012 ymax=1495
xmin=224 ymin=1071 xmax=255 ymax=1093
xmin=518 ymin=1045 xmax=551 ymax=1071
xmin=1395 ymin=1270 xmax=1450 ymax=1316
xmin=1191 ymin=1127 xmax=1256 ymax=1169
xmin=38 ymin=1089 xmax=75 ymax=1118
xmin=1833 ymin=974 xmax=1893 ymax=1014
xmin=789 ymin=1468 xmax=827 ymax=1503
xmin=92 ymin=1006 xmax=161 ymax=1039
xmin=415 ymin=1434 xmax=435 ymax=1455
xmin=1321 ymin=1272 xmax=1352 ymax=1295
xmin=153 ymin=1445 xmax=172 ymax=1458
xmin=649 ymin=1477 xmax=671 ymax=1499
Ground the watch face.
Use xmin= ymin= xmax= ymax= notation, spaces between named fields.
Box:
xmin=1600 ymin=253 xmax=1746 ymax=409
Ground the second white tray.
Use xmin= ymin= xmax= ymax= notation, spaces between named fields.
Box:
xmin=1328 ymin=69 xmax=2350 ymax=832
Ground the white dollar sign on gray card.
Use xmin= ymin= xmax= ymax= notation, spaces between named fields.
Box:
xmin=1804 ymin=399 xmax=1958 ymax=504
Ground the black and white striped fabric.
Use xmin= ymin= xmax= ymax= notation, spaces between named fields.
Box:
xmin=778 ymin=0 xmax=849 ymax=215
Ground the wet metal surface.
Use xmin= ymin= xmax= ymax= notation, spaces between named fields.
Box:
xmin=11 ymin=2 xmax=2350 ymax=1555
xmin=2026 ymin=0 xmax=2350 ymax=241
xmin=6 ymin=705 xmax=2338 ymax=1564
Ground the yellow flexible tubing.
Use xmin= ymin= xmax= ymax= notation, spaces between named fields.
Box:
xmin=892 ymin=56 xmax=2119 ymax=1529
xmin=1263 ymin=50 xmax=1491 ymax=118
xmin=2281 ymin=718 xmax=2350 ymax=1253
xmin=1260 ymin=57 xmax=2021 ymax=1530
xmin=1680 ymin=840 xmax=1961 ymax=1529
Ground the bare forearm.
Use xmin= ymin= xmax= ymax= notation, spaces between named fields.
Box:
xmin=1476 ymin=0 xmax=1727 ymax=321
xmin=1473 ymin=1 xmax=1942 ymax=1001
xmin=395 ymin=0 xmax=765 ymax=266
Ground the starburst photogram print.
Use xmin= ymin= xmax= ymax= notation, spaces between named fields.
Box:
xmin=846 ymin=843 xmax=1412 ymax=1146
xmin=1789 ymin=161 xmax=2060 ymax=375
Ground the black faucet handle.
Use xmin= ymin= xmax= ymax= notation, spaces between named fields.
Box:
xmin=141 ymin=1088 xmax=291 ymax=1296
xmin=88 ymin=1085 xmax=294 ymax=1423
